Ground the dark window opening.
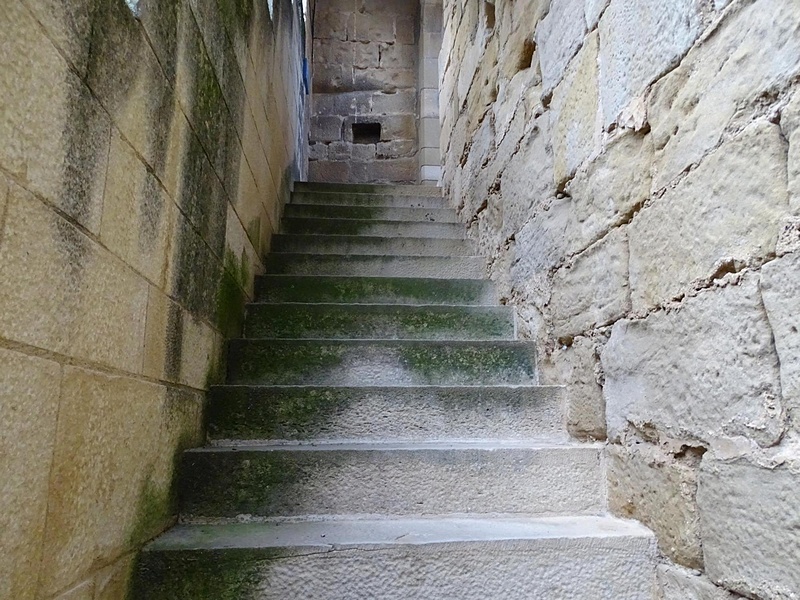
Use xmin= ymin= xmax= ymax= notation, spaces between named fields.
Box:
xmin=352 ymin=122 xmax=382 ymax=144
xmin=518 ymin=38 xmax=536 ymax=71
xmin=484 ymin=2 xmax=496 ymax=30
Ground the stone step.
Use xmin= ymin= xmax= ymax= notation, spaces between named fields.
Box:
xmin=177 ymin=442 xmax=606 ymax=520
xmin=243 ymin=304 xmax=516 ymax=340
xmin=254 ymin=276 xmax=497 ymax=305
xmin=281 ymin=217 xmax=466 ymax=238
xmin=270 ymin=234 xmax=473 ymax=257
xmin=206 ymin=385 xmax=565 ymax=443
xmin=226 ymin=340 xmax=538 ymax=386
xmin=264 ymin=254 xmax=486 ymax=279
xmin=294 ymin=182 xmax=441 ymax=196
xmin=292 ymin=191 xmax=447 ymax=209
xmin=284 ymin=204 xmax=458 ymax=223
xmin=131 ymin=517 xmax=656 ymax=600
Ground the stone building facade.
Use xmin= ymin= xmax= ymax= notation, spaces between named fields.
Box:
xmin=440 ymin=0 xmax=800 ymax=598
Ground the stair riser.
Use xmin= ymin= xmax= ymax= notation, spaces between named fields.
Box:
xmin=244 ymin=305 xmax=515 ymax=340
xmin=207 ymin=386 xmax=565 ymax=442
xmin=255 ymin=276 xmax=497 ymax=305
xmin=270 ymin=235 xmax=473 ymax=257
xmin=284 ymin=205 xmax=458 ymax=223
xmin=294 ymin=183 xmax=441 ymax=196
xmin=292 ymin=191 xmax=446 ymax=208
xmin=226 ymin=341 xmax=538 ymax=386
xmin=132 ymin=536 xmax=657 ymax=600
xmin=179 ymin=446 xmax=605 ymax=519
xmin=281 ymin=218 xmax=465 ymax=238
xmin=264 ymin=255 xmax=486 ymax=279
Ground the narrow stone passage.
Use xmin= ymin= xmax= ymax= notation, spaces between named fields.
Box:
xmin=130 ymin=183 xmax=657 ymax=599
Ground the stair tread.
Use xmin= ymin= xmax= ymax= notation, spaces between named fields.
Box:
xmin=190 ymin=439 xmax=599 ymax=452
xmin=146 ymin=516 xmax=654 ymax=552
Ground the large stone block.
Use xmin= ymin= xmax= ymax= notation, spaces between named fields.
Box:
xmin=657 ymin=565 xmax=738 ymax=600
xmin=698 ymin=451 xmax=800 ymax=598
xmin=551 ymin=226 xmax=630 ymax=338
xmin=40 ymin=369 xmax=203 ymax=595
xmin=351 ymin=12 xmax=396 ymax=43
xmin=598 ymin=0 xmax=701 ymax=129
xmin=629 ymin=121 xmax=788 ymax=311
xmin=567 ymin=130 xmax=652 ymax=251
xmin=379 ymin=43 xmax=417 ymax=69
xmin=353 ymin=68 xmax=416 ymax=93
xmin=551 ymin=31 xmax=600 ymax=187
xmin=536 ymin=0 xmax=587 ymax=96
xmin=649 ymin=0 xmax=800 ymax=190
xmin=785 ymin=90 xmax=800 ymax=213
xmin=0 ymin=349 xmax=61 ymax=600
xmin=309 ymin=160 xmax=353 ymax=183
xmin=313 ymin=39 xmax=356 ymax=66
xmin=585 ymin=0 xmax=610 ymax=29
xmin=761 ymin=252 xmax=800 ymax=431
xmin=311 ymin=115 xmax=344 ymax=142
xmin=608 ymin=443 xmax=703 ymax=568
xmin=602 ymin=274 xmax=785 ymax=447
xmin=552 ymin=336 xmax=606 ymax=439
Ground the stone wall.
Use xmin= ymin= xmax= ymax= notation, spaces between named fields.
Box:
xmin=309 ymin=0 xmax=420 ymax=183
xmin=0 ymin=1 xmax=307 ymax=598
xmin=440 ymin=0 xmax=800 ymax=597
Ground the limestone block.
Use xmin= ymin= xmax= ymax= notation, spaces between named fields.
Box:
xmin=353 ymin=68 xmax=416 ymax=93
xmin=94 ymin=553 xmax=135 ymax=600
xmin=422 ymin=57 xmax=439 ymax=88
xmin=313 ymin=39 xmax=355 ymax=66
xmin=311 ymin=116 xmax=344 ymax=142
xmin=40 ymin=369 xmax=203 ymax=595
xmin=551 ymin=31 xmax=600 ymax=187
xmin=311 ymin=64 xmax=353 ymax=93
xmin=698 ymin=451 xmax=800 ymax=598
xmin=381 ymin=114 xmax=419 ymax=141
xmin=585 ymin=0 xmax=610 ymax=29
xmin=0 ymin=2 xmax=110 ymax=234
xmin=329 ymin=141 xmax=353 ymax=161
xmin=0 ymin=349 xmax=61 ymax=600
xmin=552 ymin=337 xmax=606 ymax=439
xmin=313 ymin=8 xmax=353 ymax=41
xmin=352 ymin=12 xmax=396 ymax=43
xmin=373 ymin=90 xmax=418 ymax=115
xmin=352 ymin=158 xmax=418 ymax=183
xmin=567 ymin=130 xmax=652 ymax=251
xmin=421 ymin=89 xmax=440 ymax=119
xmin=379 ymin=43 xmax=417 ymax=69
xmin=629 ymin=121 xmax=788 ymax=311
xmin=53 ymin=581 xmax=94 ymax=600
xmin=309 ymin=160 xmax=353 ymax=183
xmin=354 ymin=43 xmax=381 ymax=69
xmin=761 ymin=252 xmax=800 ymax=430
xmin=396 ymin=15 xmax=417 ymax=45
xmin=657 ymin=565 xmax=738 ymax=600
xmin=649 ymin=0 xmax=800 ymax=190
xmin=378 ymin=140 xmax=416 ymax=159
xmin=784 ymin=90 xmax=800 ymax=213
xmin=598 ymin=0 xmax=702 ymax=130
xmin=101 ymin=132 xmax=173 ymax=284
xmin=608 ymin=443 xmax=703 ymax=568
xmin=536 ymin=0 xmax=587 ymax=96
xmin=0 ymin=183 xmax=148 ymax=372
xmin=142 ymin=285 xmax=174 ymax=382
xmin=362 ymin=0 xmax=417 ymax=15
xmin=602 ymin=274 xmax=785 ymax=447
xmin=353 ymin=143 xmax=378 ymax=161
xmin=550 ymin=226 xmax=630 ymax=338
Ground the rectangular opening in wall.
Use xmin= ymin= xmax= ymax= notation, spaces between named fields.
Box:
xmin=484 ymin=2 xmax=496 ymax=30
xmin=352 ymin=123 xmax=382 ymax=144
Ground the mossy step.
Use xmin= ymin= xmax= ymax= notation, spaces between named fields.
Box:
xmin=255 ymin=276 xmax=497 ymax=305
xmin=294 ymin=182 xmax=441 ymax=196
xmin=131 ymin=517 xmax=657 ymax=600
xmin=281 ymin=217 xmax=465 ymax=238
xmin=284 ymin=204 xmax=458 ymax=223
xmin=206 ymin=385 xmax=565 ymax=442
xmin=270 ymin=234 xmax=473 ymax=257
xmin=264 ymin=254 xmax=486 ymax=279
xmin=292 ymin=191 xmax=447 ymax=209
xmin=226 ymin=340 xmax=538 ymax=386
xmin=177 ymin=442 xmax=605 ymax=519
xmin=243 ymin=304 xmax=515 ymax=340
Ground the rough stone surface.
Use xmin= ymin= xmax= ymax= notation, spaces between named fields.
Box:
xmin=551 ymin=337 xmax=606 ymax=440
xmin=785 ymin=90 xmax=800 ymax=213
xmin=608 ymin=443 xmax=703 ymax=569
xmin=598 ymin=0 xmax=702 ymax=129
xmin=629 ymin=121 xmax=788 ymax=311
xmin=602 ymin=274 xmax=784 ymax=447
xmin=536 ymin=0 xmax=587 ymax=96
xmin=698 ymin=450 xmax=800 ymax=599
xmin=657 ymin=565 xmax=739 ymax=600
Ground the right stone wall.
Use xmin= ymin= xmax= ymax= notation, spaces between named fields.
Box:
xmin=441 ymin=1 xmax=800 ymax=597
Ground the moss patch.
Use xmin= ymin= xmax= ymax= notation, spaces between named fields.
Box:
xmin=216 ymin=248 xmax=250 ymax=338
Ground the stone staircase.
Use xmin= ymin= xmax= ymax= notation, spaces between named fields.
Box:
xmin=130 ymin=183 xmax=657 ymax=599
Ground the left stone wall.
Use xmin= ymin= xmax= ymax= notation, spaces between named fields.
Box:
xmin=0 ymin=1 xmax=307 ymax=598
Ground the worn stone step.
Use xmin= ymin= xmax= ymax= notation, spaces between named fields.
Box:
xmin=254 ymin=276 xmax=497 ymax=305
xmin=226 ymin=340 xmax=537 ymax=386
xmin=178 ymin=442 xmax=605 ymax=520
xmin=270 ymin=234 xmax=473 ymax=256
xmin=132 ymin=517 xmax=656 ymax=600
xmin=292 ymin=191 xmax=446 ymax=209
xmin=281 ymin=217 xmax=465 ymax=238
xmin=264 ymin=254 xmax=486 ymax=279
xmin=243 ymin=304 xmax=515 ymax=340
xmin=294 ymin=182 xmax=441 ymax=196
xmin=284 ymin=204 xmax=458 ymax=223
xmin=206 ymin=385 xmax=565 ymax=443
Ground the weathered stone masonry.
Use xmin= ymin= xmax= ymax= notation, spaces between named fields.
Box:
xmin=0 ymin=1 xmax=307 ymax=598
xmin=440 ymin=0 xmax=800 ymax=598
